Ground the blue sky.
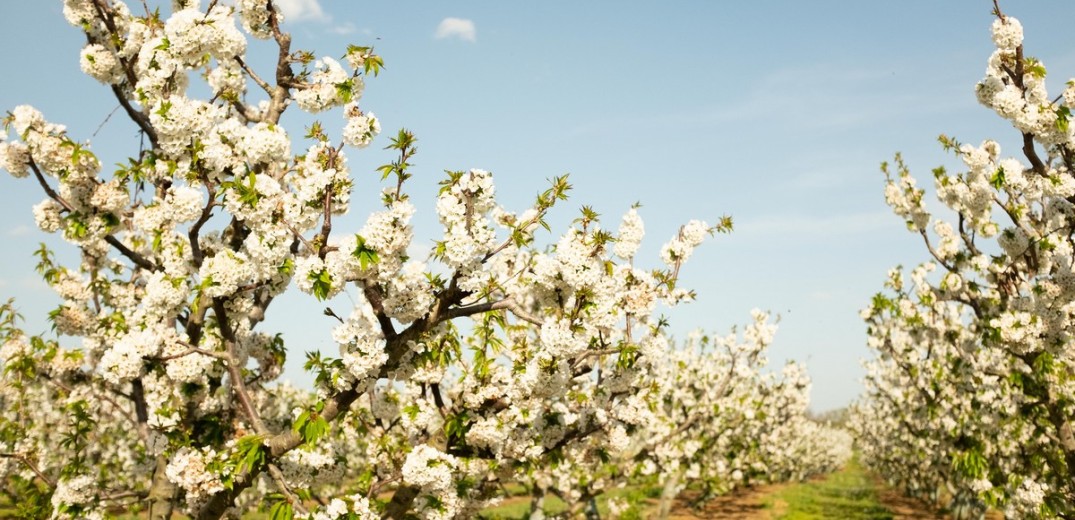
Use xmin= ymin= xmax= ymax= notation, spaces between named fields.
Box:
xmin=2 ymin=1 xmax=1073 ymax=411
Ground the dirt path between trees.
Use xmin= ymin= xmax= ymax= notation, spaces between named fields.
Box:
xmin=665 ymin=460 xmax=964 ymax=519
xmin=479 ymin=459 xmax=1002 ymax=519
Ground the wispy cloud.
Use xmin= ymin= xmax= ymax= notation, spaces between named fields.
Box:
xmin=568 ymin=63 xmax=973 ymax=138
xmin=434 ymin=17 xmax=476 ymax=43
xmin=329 ymin=21 xmax=358 ymax=35
xmin=273 ymin=0 xmax=328 ymax=22
xmin=7 ymin=225 xmax=30 ymax=237
xmin=809 ymin=290 xmax=834 ymax=302
xmin=737 ymin=211 xmax=894 ymax=238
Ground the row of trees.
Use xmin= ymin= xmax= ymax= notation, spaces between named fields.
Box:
xmin=853 ymin=5 xmax=1075 ymax=519
xmin=0 ymin=1 xmax=849 ymax=518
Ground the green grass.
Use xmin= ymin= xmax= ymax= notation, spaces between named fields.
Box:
xmin=762 ymin=459 xmax=895 ymax=520
xmin=479 ymin=485 xmax=655 ymax=519
xmin=480 ymin=493 xmax=568 ymax=519
xmin=2 ymin=459 xmax=910 ymax=520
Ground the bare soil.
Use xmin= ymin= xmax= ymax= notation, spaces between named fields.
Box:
xmin=663 ymin=475 xmax=999 ymax=519
xmin=666 ymin=484 xmax=790 ymax=520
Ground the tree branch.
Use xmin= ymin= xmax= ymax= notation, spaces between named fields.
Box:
xmin=235 ymin=56 xmax=273 ymax=96
xmin=0 ymin=452 xmax=54 ymax=487
xmin=213 ymin=299 xmax=270 ymax=436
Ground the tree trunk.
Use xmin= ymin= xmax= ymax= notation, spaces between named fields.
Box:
xmin=528 ymin=488 xmax=547 ymax=520
xmin=656 ymin=470 xmax=681 ymax=519
xmin=384 ymin=484 xmax=420 ymax=519
xmin=146 ymin=455 xmax=177 ymax=520
xmin=566 ymin=498 xmax=587 ymax=519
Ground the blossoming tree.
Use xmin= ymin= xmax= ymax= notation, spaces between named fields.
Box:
xmin=520 ymin=312 xmax=852 ymax=519
xmin=855 ymin=3 xmax=1075 ymax=518
xmin=0 ymin=0 xmax=738 ymax=518
xmin=0 ymin=1 xmax=856 ymax=519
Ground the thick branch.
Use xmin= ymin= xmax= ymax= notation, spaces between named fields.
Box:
xmin=361 ymin=282 xmax=398 ymax=340
xmin=1022 ymin=133 xmax=1047 ymax=176
xmin=384 ymin=485 xmax=421 ymax=520
xmin=265 ymin=2 xmax=294 ymax=124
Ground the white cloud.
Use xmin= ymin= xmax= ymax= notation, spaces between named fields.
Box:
xmin=273 ymin=0 xmax=328 ymax=22
xmin=330 ymin=21 xmax=357 ymax=35
xmin=809 ymin=290 xmax=834 ymax=301
xmin=7 ymin=225 xmax=31 ymax=237
xmin=434 ymin=17 xmax=476 ymax=42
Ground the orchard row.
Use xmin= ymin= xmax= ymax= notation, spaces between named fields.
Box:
xmin=853 ymin=6 xmax=1075 ymax=519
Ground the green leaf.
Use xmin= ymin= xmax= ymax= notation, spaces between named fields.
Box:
xmin=293 ymin=407 xmax=330 ymax=446
xmin=235 ymin=434 xmax=266 ymax=475
xmin=444 ymin=411 xmax=470 ymax=445
xmin=1056 ymin=106 xmax=1071 ymax=133
xmin=155 ymin=100 xmax=172 ymax=118
xmin=352 ymin=234 xmax=380 ymax=270
xmin=63 ymin=213 xmax=89 ymax=240
xmin=309 ymin=268 xmax=333 ymax=301
xmin=336 ymin=79 xmax=355 ymax=103
xmin=990 ymin=167 xmax=1006 ymax=189
xmin=365 ymin=54 xmax=385 ymax=76
xmin=1024 ymin=57 xmax=1047 ymax=79
xmin=269 ymin=500 xmax=294 ymax=520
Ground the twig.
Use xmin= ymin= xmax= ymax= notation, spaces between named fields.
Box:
xmin=92 ymin=104 xmax=122 ymax=138
xmin=267 ymin=463 xmax=310 ymax=516
xmin=286 ymin=224 xmax=318 ymax=254
xmin=213 ymin=300 xmax=270 ymax=436
xmin=0 ymin=453 xmax=54 ymax=487
xmin=86 ymin=1 xmax=158 ymax=144
xmin=156 ymin=343 xmax=232 ymax=362
xmin=316 ymin=179 xmax=334 ymax=259
xmin=29 ymin=158 xmax=75 ymax=212
xmin=323 ymin=307 xmax=345 ymax=324
xmin=188 ymin=186 xmax=217 ymax=268
xmin=202 ymin=0 xmax=219 ymax=19
xmin=30 ymin=157 xmax=158 ymax=272
xmin=234 ymin=56 xmax=274 ymax=96
xmin=100 ymin=490 xmax=148 ymax=502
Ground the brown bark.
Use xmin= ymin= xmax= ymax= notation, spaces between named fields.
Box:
xmin=383 ymin=484 xmax=421 ymax=519
xmin=146 ymin=455 xmax=177 ymax=520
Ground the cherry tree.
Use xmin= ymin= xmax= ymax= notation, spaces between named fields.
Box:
xmin=634 ymin=312 xmax=851 ymax=518
xmin=519 ymin=311 xmax=852 ymax=519
xmin=855 ymin=3 xmax=1075 ymax=518
xmin=0 ymin=2 xmax=860 ymax=519
xmin=0 ymin=1 xmax=740 ymax=518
